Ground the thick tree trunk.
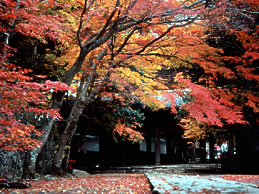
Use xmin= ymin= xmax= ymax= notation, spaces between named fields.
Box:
xmin=63 ymin=134 xmax=74 ymax=172
xmin=23 ymin=50 xmax=89 ymax=178
xmin=52 ymin=100 xmax=86 ymax=174
xmin=199 ymin=139 xmax=206 ymax=163
xmin=52 ymin=43 xmax=112 ymax=174
xmin=52 ymin=64 xmax=98 ymax=174
xmin=22 ymin=118 xmax=54 ymax=179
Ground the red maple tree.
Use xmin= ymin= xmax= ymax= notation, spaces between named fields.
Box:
xmin=0 ymin=0 xmax=74 ymax=151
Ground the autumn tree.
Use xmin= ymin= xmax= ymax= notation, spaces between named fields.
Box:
xmin=50 ymin=0 xmax=229 ymax=173
xmin=51 ymin=0 xmax=258 ymax=173
xmin=177 ymin=0 xmax=258 ymax=167
xmin=0 ymin=0 xmax=76 ymax=178
xmin=2 ymin=0 xmax=257 ymax=176
xmin=208 ymin=0 xmax=258 ymax=167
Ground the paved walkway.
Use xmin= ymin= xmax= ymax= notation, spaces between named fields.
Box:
xmin=146 ymin=173 xmax=259 ymax=193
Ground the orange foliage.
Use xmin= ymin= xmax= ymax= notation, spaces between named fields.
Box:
xmin=2 ymin=0 xmax=258 ymax=145
xmin=114 ymin=122 xmax=144 ymax=142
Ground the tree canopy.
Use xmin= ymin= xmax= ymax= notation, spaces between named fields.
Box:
xmin=0 ymin=0 xmax=258 ymax=174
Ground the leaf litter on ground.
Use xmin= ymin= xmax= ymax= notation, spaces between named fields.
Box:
xmin=0 ymin=173 xmax=153 ymax=193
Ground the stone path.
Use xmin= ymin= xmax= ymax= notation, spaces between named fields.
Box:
xmin=146 ymin=173 xmax=259 ymax=193
xmin=90 ymin=163 xmax=220 ymax=174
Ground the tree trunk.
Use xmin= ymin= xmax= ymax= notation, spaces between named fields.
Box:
xmin=146 ymin=131 xmax=152 ymax=164
xmin=2 ymin=0 xmax=20 ymax=59
xmin=52 ymin=100 xmax=86 ymax=174
xmin=199 ymin=139 xmax=206 ymax=163
xmin=52 ymin=62 xmax=98 ymax=174
xmin=209 ymin=133 xmax=215 ymax=163
xmin=154 ymin=128 xmax=160 ymax=165
xmin=52 ymin=41 xmax=112 ymax=174
xmin=63 ymin=134 xmax=74 ymax=172
xmin=23 ymin=49 xmax=89 ymax=178
xmin=52 ymin=72 xmax=111 ymax=173
xmin=22 ymin=151 xmax=37 ymax=179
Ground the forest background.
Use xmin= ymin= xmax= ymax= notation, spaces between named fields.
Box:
xmin=0 ymin=0 xmax=258 ymax=179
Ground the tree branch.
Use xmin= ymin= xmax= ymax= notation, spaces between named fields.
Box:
xmin=77 ymin=0 xmax=96 ymax=48
xmin=135 ymin=17 xmax=197 ymax=55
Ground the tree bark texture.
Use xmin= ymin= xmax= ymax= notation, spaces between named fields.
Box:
xmin=23 ymin=49 xmax=88 ymax=177
xmin=52 ymin=39 xmax=113 ymax=173
xmin=52 ymin=62 xmax=97 ymax=173
xmin=52 ymin=100 xmax=87 ymax=174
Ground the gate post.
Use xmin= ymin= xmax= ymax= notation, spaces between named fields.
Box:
xmin=155 ymin=128 xmax=160 ymax=165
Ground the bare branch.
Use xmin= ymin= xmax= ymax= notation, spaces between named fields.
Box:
xmin=77 ymin=0 xmax=96 ymax=48
xmin=116 ymin=26 xmax=139 ymax=54
xmin=81 ymin=13 xmax=95 ymax=29
xmin=135 ymin=17 xmax=197 ymax=55
xmin=135 ymin=53 xmax=193 ymax=66
xmin=183 ymin=0 xmax=206 ymax=9
xmin=121 ymin=0 xmax=139 ymax=17
xmin=89 ymin=0 xmax=121 ymax=45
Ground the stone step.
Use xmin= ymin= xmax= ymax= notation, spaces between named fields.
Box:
xmin=88 ymin=163 xmax=221 ymax=174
